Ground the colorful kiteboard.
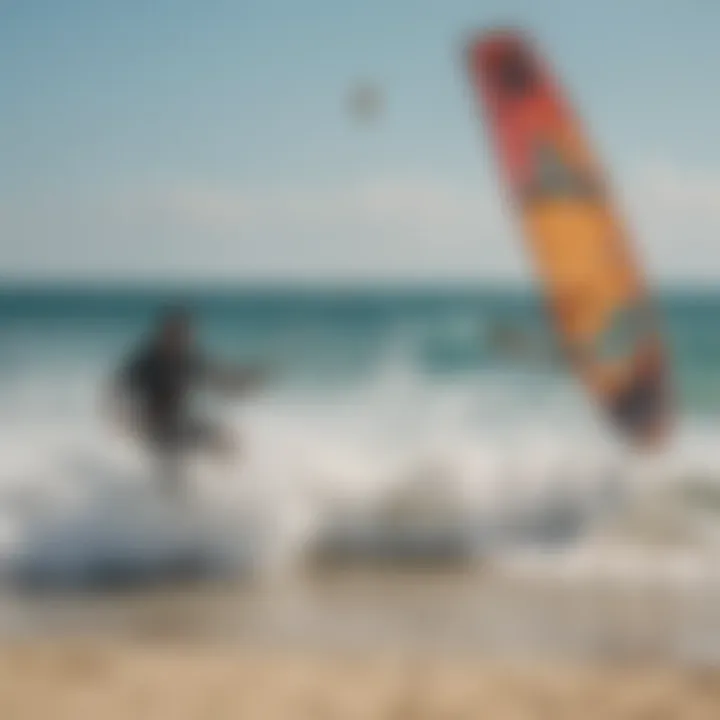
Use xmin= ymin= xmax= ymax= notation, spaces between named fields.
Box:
xmin=466 ymin=29 xmax=671 ymax=445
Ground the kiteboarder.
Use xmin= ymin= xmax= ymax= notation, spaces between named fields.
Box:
xmin=108 ymin=306 xmax=265 ymax=496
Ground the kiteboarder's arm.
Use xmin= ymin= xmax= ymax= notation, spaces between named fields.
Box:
xmin=200 ymin=357 xmax=269 ymax=396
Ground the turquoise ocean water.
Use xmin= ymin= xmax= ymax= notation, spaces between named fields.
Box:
xmin=0 ymin=284 xmax=718 ymax=589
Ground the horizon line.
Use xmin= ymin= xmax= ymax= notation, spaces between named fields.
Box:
xmin=2 ymin=275 xmax=720 ymax=295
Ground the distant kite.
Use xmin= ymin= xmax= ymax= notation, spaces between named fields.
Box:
xmin=347 ymin=82 xmax=384 ymax=123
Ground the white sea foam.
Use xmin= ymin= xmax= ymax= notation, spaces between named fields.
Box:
xmin=0 ymin=351 xmax=716 ymax=589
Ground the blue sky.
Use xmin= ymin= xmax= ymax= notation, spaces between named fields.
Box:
xmin=1 ymin=0 xmax=719 ymax=283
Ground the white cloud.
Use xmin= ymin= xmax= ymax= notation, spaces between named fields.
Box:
xmin=0 ymin=175 xmax=518 ymax=281
xmin=631 ymin=162 xmax=720 ymax=218
xmin=2 ymin=161 xmax=720 ymax=283
xmin=153 ymin=177 xmax=488 ymax=233
xmin=619 ymin=160 xmax=720 ymax=282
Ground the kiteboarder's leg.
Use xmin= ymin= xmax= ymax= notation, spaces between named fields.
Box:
xmin=186 ymin=417 xmax=238 ymax=466
xmin=146 ymin=422 xmax=191 ymax=500
xmin=148 ymin=418 xmax=238 ymax=498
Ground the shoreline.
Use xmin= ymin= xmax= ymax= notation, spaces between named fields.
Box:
xmin=2 ymin=561 xmax=720 ymax=665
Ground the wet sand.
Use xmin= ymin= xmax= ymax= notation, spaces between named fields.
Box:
xmin=2 ymin=641 xmax=720 ymax=719
xmin=3 ymin=562 xmax=720 ymax=718
xmin=4 ymin=563 xmax=720 ymax=663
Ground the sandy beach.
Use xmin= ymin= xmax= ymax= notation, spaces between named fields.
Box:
xmin=1 ymin=640 xmax=720 ymax=719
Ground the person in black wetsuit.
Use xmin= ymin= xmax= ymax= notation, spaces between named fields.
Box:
xmin=110 ymin=307 xmax=264 ymax=495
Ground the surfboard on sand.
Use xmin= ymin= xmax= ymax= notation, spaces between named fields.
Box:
xmin=466 ymin=29 xmax=672 ymax=447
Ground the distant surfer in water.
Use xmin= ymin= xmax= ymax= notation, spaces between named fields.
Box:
xmin=485 ymin=321 xmax=557 ymax=364
xmin=486 ymin=322 xmax=533 ymax=359
xmin=108 ymin=306 xmax=265 ymax=497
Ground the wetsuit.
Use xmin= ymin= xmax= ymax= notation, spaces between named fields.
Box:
xmin=119 ymin=343 xmax=219 ymax=455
